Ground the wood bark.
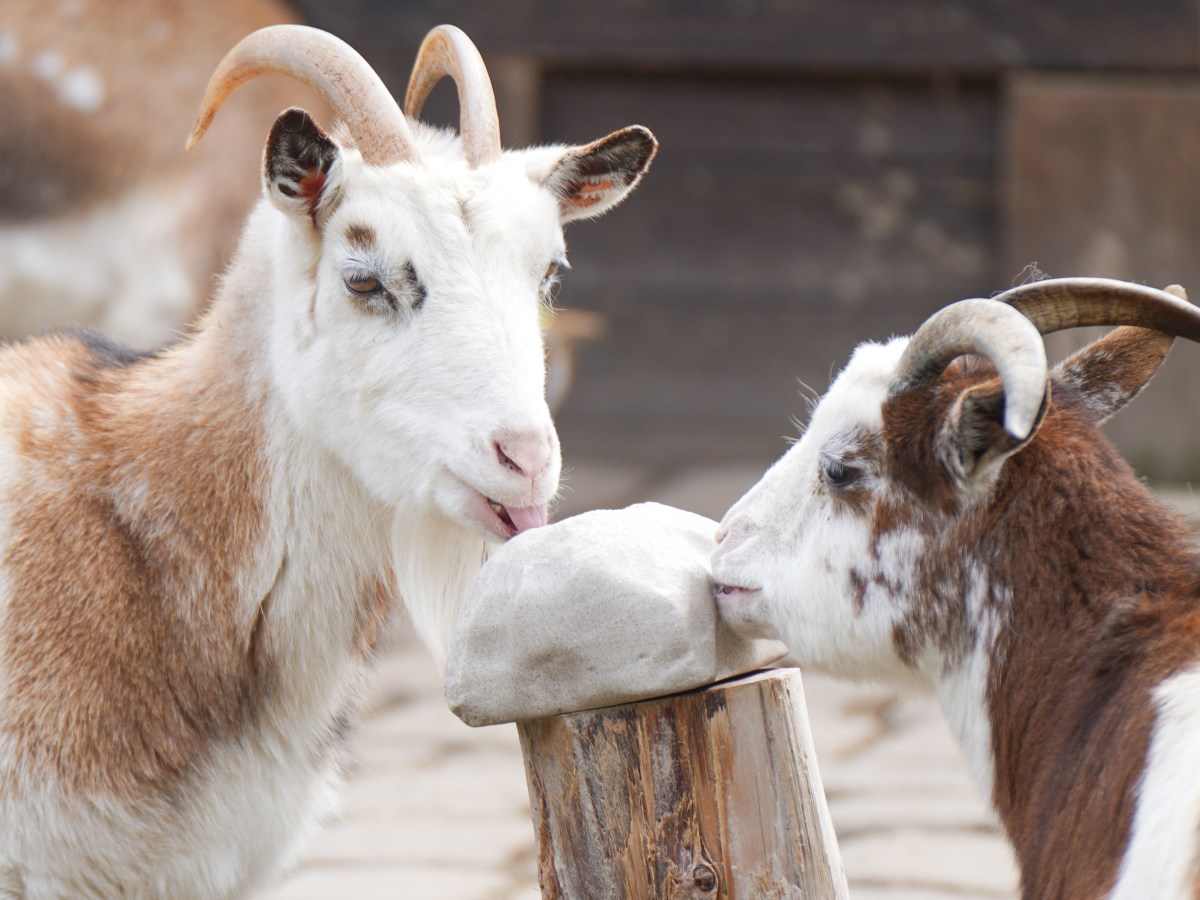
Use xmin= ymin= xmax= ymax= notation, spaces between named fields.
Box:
xmin=517 ymin=668 xmax=848 ymax=899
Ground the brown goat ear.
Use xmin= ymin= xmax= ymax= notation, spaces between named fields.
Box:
xmin=940 ymin=379 xmax=1045 ymax=485
xmin=539 ymin=126 xmax=658 ymax=223
xmin=1053 ymin=326 xmax=1174 ymax=425
xmin=264 ymin=108 xmax=343 ymax=227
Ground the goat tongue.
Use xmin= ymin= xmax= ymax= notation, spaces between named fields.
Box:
xmin=506 ymin=505 xmax=548 ymax=534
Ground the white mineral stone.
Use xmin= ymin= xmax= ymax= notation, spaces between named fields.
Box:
xmin=444 ymin=502 xmax=787 ymax=726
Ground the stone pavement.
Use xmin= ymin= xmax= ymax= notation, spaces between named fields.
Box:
xmin=266 ymin=456 xmax=1142 ymax=900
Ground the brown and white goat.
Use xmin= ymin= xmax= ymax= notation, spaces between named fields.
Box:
xmin=712 ymin=279 xmax=1200 ymax=899
xmin=0 ymin=24 xmax=656 ymax=898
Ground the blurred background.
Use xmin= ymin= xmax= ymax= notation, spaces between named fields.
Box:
xmin=4 ymin=2 xmax=1200 ymax=897
xmin=7 ymin=0 xmax=1200 ymax=482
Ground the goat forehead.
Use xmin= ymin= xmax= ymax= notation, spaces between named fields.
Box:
xmin=340 ymin=166 xmax=559 ymax=268
xmin=806 ymin=339 xmax=907 ymax=450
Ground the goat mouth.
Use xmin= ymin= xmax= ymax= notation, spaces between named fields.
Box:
xmin=475 ymin=492 xmax=548 ymax=540
xmin=712 ymin=581 xmax=762 ymax=608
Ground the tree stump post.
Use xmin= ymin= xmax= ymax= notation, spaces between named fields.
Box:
xmin=517 ymin=668 xmax=849 ymax=899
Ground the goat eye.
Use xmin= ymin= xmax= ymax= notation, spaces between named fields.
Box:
xmin=822 ymin=459 xmax=860 ymax=489
xmin=344 ymin=274 xmax=382 ymax=295
xmin=540 ymin=260 xmax=564 ymax=303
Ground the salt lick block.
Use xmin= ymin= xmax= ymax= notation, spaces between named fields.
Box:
xmin=444 ymin=502 xmax=788 ymax=726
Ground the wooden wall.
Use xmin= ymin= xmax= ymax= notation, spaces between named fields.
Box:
xmin=296 ymin=1 xmax=1200 ymax=478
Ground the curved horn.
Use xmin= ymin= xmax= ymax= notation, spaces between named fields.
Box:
xmin=894 ymin=299 xmax=1048 ymax=441
xmin=405 ymin=25 xmax=502 ymax=167
xmin=187 ymin=25 xmax=420 ymax=167
xmin=995 ymin=277 xmax=1200 ymax=339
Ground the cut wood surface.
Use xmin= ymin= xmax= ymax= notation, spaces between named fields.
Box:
xmin=518 ymin=668 xmax=848 ymax=899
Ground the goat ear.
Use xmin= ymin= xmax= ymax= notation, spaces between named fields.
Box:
xmin=1053 ymin=326 xmax=1173 ymax=425
xmin=263 ymin=108 xmax=343 ymax=227
xmin=940 ymin=380 xmax=1047 ymax=485
xmin=537 ymin=126 xmax=658 ymax=223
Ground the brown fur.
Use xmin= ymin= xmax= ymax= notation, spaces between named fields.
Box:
xmin=875 ymin=341 xmax=1200 ymax=897
xmin=981 ymin=394 xmax=1200 ymax=898
xmin=0 ymin=331 xmax=270 ymax=796
xmin=345 ymin=224 xmax=377 ymax=251
xmin=353 ymin=575 xmax=397 ymax=659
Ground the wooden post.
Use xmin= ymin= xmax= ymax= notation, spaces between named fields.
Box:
xmin=517 ymin=668 xmax=849 ymax=899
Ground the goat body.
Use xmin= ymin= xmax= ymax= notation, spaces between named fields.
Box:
xmin=712 ymin=289 xmax=1200 ymax=899
xmin=0 ymin=25 xmax=656 ymax=897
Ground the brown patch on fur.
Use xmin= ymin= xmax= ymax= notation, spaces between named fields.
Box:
xmin=982 ymin=403 xmax=1200 ymax=898
xmin=848 ymin=568 xmax=868 ymax=615
xmin=828 ymin=430 xmax=882 ymax=517
xmin=0 ymin=330 xmax=270 ymax=797
xmin=868 ymin=493 xmax=923 ymax=556
xmin=345 ymin=224 xmax=376 ymax=251
xmin=877 ymin=348 xmax=1200 ymax=895
xmin=353 ymin=574 xmax=397 ymax=659
xmin=882 ymin=384 xmax=962 ymax=515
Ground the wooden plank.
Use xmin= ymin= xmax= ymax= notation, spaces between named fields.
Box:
xmin=553 ymin=304 xmax=928 ymax=466
xmin=295 ymin=0 xmax=1200 ymax=77
xmin=518 ymin=668 xmax=849 ymax=899
xmin=546 ymin=74 xmax=997 ymax=315
xmin=1005 ymin=74 xmax=1200 ymax=481
xmin=541 ymin=74 xmax=997 ymax=464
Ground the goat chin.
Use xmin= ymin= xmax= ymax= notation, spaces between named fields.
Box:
xmin=392 ymin=513 xmax=491 ymax=670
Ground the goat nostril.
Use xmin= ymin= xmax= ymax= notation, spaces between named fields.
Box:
xmin=496 ymin=442 xmax=523 ymax=474
xmin=493 ymin=432 xmax=554 ymax=480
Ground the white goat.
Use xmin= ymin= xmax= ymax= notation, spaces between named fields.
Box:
xmin=0 ymin=24 xmax=656 ymax=898
xmin=712 ymin=279 xmax=1200 ymax=899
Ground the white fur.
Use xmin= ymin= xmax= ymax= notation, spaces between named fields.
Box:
xmin=1110 ymin=665 xmax=1200 ymax=899
xmin=713 ymin=323 xmax=1200 ymax=896
xmin=932 ymin=572 xmax=1004 ymax=800
xmin=713 ymin=339 xmax=924 ymax=684
xmin=0 ymin=105 xmax=649 ymax=894
xmin=712 ymin=336 xmax=1014 ymax=796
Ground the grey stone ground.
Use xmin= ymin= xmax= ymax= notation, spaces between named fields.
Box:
xmin=264 ymin=463 xmax=1200 ymax=900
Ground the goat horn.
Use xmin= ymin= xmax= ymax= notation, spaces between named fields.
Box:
xmin=405 ymin=25 xmax=502 ymax=167
xmin=994 ymin=277 xmax=1200 ymax=339
xmin=187 ymin=25 xmax=420 ymax=167
xmin=894 ymin=299 xmax=1048 ymax=441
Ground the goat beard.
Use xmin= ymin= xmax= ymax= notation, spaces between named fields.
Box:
xmin=391 ymin=512 xmax=492 ymax=671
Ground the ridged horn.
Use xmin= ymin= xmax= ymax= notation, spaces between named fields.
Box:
xmin=187 ymin=25 xmax=420 ymax=167
xmin=894 ymin=299 xmax=1048 ymax=441
xmin=995 ymin=277 xmax=1200 ymax=339
xmin=405 ymin=25 xmax=502 ymax=167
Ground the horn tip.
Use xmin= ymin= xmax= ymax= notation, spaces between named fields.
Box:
xmin=184 ymin=122 xmax=206 ymax=151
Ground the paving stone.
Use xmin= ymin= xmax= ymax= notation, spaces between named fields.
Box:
xmin=307 ymin=817 xmax=535 ymax=870
xmin=266 ymin=863 xmax=519 ymax=900
xmin=840 ymin=831 xmax=1019 ymax=898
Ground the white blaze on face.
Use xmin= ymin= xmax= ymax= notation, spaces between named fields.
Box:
xmin=266 ymin=149 xmax=562 ymax=538
xmin=712 ymin=338 xmax=928 ymax=683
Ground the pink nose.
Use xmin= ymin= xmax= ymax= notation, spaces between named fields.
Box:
xmin=494 ymin=430 xmax=554 ymax=479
